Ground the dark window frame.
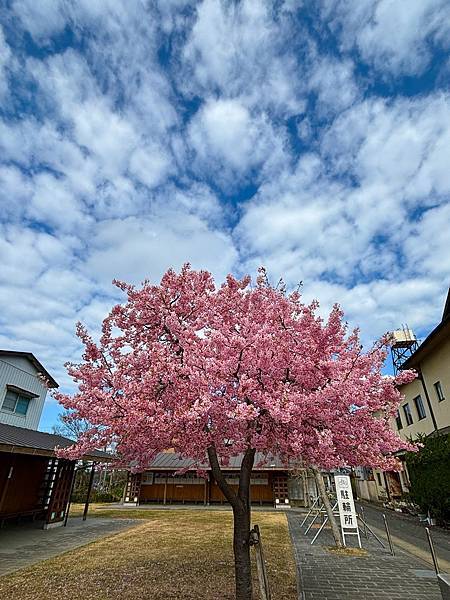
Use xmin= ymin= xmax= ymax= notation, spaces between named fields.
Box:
xmin=403 ymin=403 xmax=414 ymax=426
xmin=413 ymin=395 xmax=427 ymax=420
xmin=1 ymin=389 xmax=32 ymax=416
xmin=395 ymin=410 xmax=403 ymax=430
xmin=434 ymin=381 xmax=445 ymax=402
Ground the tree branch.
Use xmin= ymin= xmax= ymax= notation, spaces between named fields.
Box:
xmin=207 ymin=445 xmax=240 ymax=509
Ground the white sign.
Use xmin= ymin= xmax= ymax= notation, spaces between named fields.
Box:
xmin=334 ymin=474 xmax=361 ymax=547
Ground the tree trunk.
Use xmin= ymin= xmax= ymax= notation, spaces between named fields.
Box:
xmin=233 ymin=502 xmax=252 ymax=600
xmin=311 ymin=466 xmax=342 ymax=547
xmin=208 ymin=445 xmax=256 ymax=600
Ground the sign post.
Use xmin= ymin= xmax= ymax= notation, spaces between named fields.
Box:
xmin=334 ymin=474 xmax=361 ymax=548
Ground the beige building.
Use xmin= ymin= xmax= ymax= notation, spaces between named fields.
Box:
xmin=358 ymin=288 xmax=450 ymax=502
xmin=393 ymin=288 xmax=450 ymax=442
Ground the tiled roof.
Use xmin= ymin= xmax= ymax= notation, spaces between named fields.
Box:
xmin=0 ymin=422 xmax=109 ymax=460
xmin=147 ymin=451 xmax=288 ymax=471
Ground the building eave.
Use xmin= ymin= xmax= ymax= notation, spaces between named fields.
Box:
xmin=400 ymin=316 xmax=450 ymax=372
xmin=0 ymin=350 xmax=59 ymax=388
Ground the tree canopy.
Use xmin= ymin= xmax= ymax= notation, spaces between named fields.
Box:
xmin=56 ymin=265 xmax=415 ymax=471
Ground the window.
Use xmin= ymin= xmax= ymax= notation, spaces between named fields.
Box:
xmin=377 ymin=472 xmax=382 ymax=486
xmin=1 ymin=390 xmax=31 ymax=416
xmin=141 ymin=472 xmax=154 ymax=485
xmin=413 ymin=395 xmax=426 ymax=420
xmin=403 ymin=403 xmax=413 ymax=426
xmin=395 ymin=410 xmax=403 ymax=430
xmin=434 ymin=381 xmax=445 ymax=402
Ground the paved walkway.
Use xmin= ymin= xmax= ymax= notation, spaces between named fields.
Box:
xmin=0 ymin=517 xmax=137 ymax=576
xmin=287 ymin=512 xmax=443 ymax=600
xmin=357 ymin=500 xmax=450 ymax=572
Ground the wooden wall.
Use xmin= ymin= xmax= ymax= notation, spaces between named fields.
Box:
xmin=0 ymin=453 xmax=48 ymax=516
xmin=138 ymin=471 xmax=286 ymax=505
xmin=140 ymin=482 xmax=205 ymax=503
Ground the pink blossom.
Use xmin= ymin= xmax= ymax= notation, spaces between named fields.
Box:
xmin=54 ymin=265 xmax=417 ymax=470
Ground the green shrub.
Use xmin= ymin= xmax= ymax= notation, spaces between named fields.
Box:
xmin=405 ymin=433 xmax=450 ymax=523
xmin=70 ymin=489 xmax=119 ymax=503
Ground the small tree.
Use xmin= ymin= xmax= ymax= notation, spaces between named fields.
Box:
xmin=56 ymin=266 xmax=415 ymax=600
xmin=52 ymin=409 xmax=91 ymax=440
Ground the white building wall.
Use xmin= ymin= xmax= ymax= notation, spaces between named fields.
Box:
xmin=0 ymin=356 xmax=48 ymax=430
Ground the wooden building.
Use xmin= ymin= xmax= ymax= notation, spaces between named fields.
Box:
xmin=0 ymin=350 xmax=58 ymax=431
xmin=124 ymin=452 xmax=293 ymax=507
xmin=0 ymin=350 xmax=108 ymax=528
xmin=0 ymin=423 xmax=106 ymax=528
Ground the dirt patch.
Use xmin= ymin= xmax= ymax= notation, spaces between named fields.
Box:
xmin=326 ymin=546 xmax=368 ymax=557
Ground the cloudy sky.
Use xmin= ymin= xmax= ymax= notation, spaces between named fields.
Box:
xmin=1 ymin=0 xmax=449 ymax=431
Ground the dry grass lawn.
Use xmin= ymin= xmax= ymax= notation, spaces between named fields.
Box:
xmin=0 ymin=509 xmax=297 ymax=600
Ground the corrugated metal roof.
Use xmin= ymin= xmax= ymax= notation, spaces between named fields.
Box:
xmin=0 ymin=422 xmax=109 ymax=460
xmin=147 ymin=451 xmax=288 ymax=471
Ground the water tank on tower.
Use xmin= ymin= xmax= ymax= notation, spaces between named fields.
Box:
xmin=389 ymin=326 xmax=419 ymax=374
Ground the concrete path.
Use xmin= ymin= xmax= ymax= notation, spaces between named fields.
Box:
xmin=287 ymin=511 xmax=442 ymax=600
xmin=357 ymin=500 xmax=450 ymax=572
xmin=0 ymin=517 xmax=137 ymax=576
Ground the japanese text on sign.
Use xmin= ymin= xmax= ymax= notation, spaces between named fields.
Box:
xmin=334 ymin=474 xmax=360 ymax=545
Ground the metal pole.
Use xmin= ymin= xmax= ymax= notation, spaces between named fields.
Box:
xmin=382 ymin=513 xmax=395 ymax=556
xmin=64 ymin=466 xmax=78 ymax=527
xmin=311 ymin=515 xmax=329 ymax=545
xmin=83 ymin=462 xmax=96 ymax=521
xmin=382 ymin=472 xmax=391 ymax=501
xmin=425 ymin=527 xmax=440 ymax=574
xmin=305 ymin=502 xmax=324 ymax=533
xmin=356 ymin=515 xmax=385 ymax=548
xmin=300 ymin=496 xmax=319 ymax=528
xmin=310 ymin=502 xmax=339 ymax=545
xmin=360 ymin=506 xmax=368 ymax=538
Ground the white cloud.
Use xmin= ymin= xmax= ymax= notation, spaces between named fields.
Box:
xmin=182 ymin=0 xmax=304 ymax=115
xmin=27 ymin=173 xmax=89 ymax=232
xmin=189 ymin=99 xmax=252 ymax=168
xmin=12 ymin=0 xmax=67 ymax=40
xmin=403 ymin=202 xmax=450 ymax=279
xmin=0 ymin=165 xmax=32 ymax=221
xmin=129 ymin=145 xmax=172 ymax=189
xmin=0 ymin=26 xmax=13 ymax=99
xmin=324 ymin=0 xmax=450 ymax=76
xmin=84 ymin=213 xmax=238 ymax=286
xmin=235 ymin=92 xmax=450 ymax=340
xmin=322 ymin=94 xmax=450 ymax=204
xmin=188 ymin=98 xmax=287 ymax=185
xmin=308 ymin=58 xmax=359 ymax=114
xmin=299 ymin=276 xmax=442 ymax=348
xmin=1 ymin=0 xmax=449 ymax=426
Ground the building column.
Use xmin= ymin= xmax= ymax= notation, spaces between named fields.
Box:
xmin=0 ymin=458 xmax=14 ymax=513
xmin=163 ymin=475 xmax=168 ymax=505
xmin=203 ymin=477 xmax=208 ymax=505
xmin=83 ymin=462 xmax=96 ymax=521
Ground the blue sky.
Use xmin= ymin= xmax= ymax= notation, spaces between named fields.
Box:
xmin=0 ymin=1 xmax=449 ymax=432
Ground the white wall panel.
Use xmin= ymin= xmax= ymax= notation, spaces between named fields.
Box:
xmin=0 ymin=357 xmax=47 ymax=430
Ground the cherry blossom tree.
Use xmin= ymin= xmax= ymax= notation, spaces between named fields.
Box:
xmin=56 ymin=265 xmax=416 ymax=600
